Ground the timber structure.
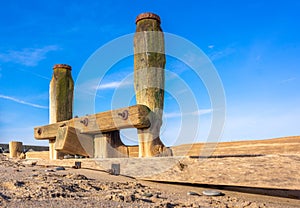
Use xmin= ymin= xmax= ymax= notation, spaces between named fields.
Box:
xmin=34 ymin=12 xmax=171 ymax=159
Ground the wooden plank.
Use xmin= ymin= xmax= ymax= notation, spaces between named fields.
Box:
xmin=92 ymin=154 xmax=300 ymax=190
xmin=34 ymin=105 xmax=151 ymax=140
xmin=127 ymin=145 xmax=139 ymax=157
xmin=26 ymin=151 xmax=49 ymax=160
xmin=55 ymin=126 xmax=94 ymax=157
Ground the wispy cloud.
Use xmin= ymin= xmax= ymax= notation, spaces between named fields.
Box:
xmin=164 ymin=109 xmax=212 ymax=118
xmin=280 ymin=77 xmax=296 ymax=84
xmin=96 ymin=80 xmax=132 ymax=90
xmin=206 ymin=43 xmax=237 ymax=61
xmin=0 ymin=45 xmax=60 ymax=66
xmin=168 ymin=59 xmax=191 ymax=75
xmin=0 ymin=94 xmax=48 ymax=109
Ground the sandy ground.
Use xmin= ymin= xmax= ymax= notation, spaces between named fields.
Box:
xmin=0 ymin=154 xmax=299 ymax=208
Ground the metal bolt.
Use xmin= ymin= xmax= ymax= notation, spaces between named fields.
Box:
xmin=118 ymin=110 xmax=128 ymax=120
xmin=37 ymin=128 xmax=42 ymax=135
xmin=80 ymin=118 xmax=88 ymax=126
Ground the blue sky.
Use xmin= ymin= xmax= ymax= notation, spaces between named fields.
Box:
xmin=0 ymin=0 xmax=299 ymax=146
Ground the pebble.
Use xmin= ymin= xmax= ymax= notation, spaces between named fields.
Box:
xmin=55 ymin=166 xmax=65 ymax=171
xmin=202 ymin=190 xmax=223 ymax=196
xmin=31 ymin=161 xmax=37 ymax=166
xmin=124 ymin=194 xmax=136 ymax=202
xmin=63 ymin=155 xmax=74 ymax=159
xmin=187 ymin=191 xmax=200 ymax=196
xmin=45 ymin=169 xmax=55 ymax=172
xmin=143 ymin=193 xmax=153 ymax=197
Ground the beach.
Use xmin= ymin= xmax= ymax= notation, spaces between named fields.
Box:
xmin=1 ymin=153 xmax=299 ymax=208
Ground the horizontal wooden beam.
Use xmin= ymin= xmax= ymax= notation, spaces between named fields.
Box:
xmin=34 ymin=105 xmax=151 ymax=140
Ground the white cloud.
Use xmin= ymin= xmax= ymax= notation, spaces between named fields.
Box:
xmin=206 ymin=43 xmax=237 ymax=61
xmin=0 ymin=94 xmax=48 ymax=109
xmin=164 ymin=108 xmax=212 ymax=118
xmin=96 ymin=80 xmax=132 ymax=90
xmin=280 ymin=77 xmax=296 ymax=84
xmin=0 ymin=45 xmax=60 ymax=66
xmin=193 ymin=109 xmax=213 ymax=115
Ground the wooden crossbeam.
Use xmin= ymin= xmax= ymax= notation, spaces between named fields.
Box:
xmin=34 ymin=105 xmax=151 ymax=140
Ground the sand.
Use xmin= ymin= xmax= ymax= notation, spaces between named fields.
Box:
xmin=0 ymin=154 xmax=299 ymax=208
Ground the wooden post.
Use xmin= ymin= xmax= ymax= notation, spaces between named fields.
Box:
xmin=49 ymin=64 xmax=74 ymax=159
xmin=134 ymin=13 xmax=170 ymax=157
xmin=9 ymin=141 xmax=23 ymax=158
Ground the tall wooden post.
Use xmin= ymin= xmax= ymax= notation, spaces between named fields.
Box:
xmin=134 ymin=13 xmax=169 ymax=157
xmin=49 ymin=64 xmax=74 ymax=159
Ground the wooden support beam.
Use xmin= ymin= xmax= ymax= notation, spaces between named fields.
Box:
xmin=34 ymin=105 xmax=151 ymax=140
xmin=94 ymin=131 xmax=129 ymax=158
xmin=55 ymin=126 xmax=94 ymax=157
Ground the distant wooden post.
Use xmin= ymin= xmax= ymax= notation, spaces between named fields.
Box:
xmin=134 ymin=13 xmax=170 ymax=157
xmin=49 ymin=64 xmax=74 ymax=159
xmin=9 ymin=141 xmax=23 ymax=158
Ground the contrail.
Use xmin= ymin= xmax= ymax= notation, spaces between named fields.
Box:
xmin=0 ymin=94 xmax=48 ymax=109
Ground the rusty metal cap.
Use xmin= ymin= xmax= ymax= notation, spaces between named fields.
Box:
xmin=53 ymin=64 xmax=72 ymax=70
xmin=135 ymin=12 xmax=161 ymax=24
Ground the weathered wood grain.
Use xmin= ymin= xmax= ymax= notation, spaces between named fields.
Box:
xmin=55 ymin=126 xmax=94 ymax=157
xmin=49 ymin=64 xmax=73 ymax=123
xmin=9 ymin=141 xmax=23 ymax=158
xmin=134 ymin=13 xmax=167 ymax=157
xmin=49 ymin=64 xmax=74 ymax=160
xmin=94 ymin=131 xmax=129 ymax=158
xmin=26 ymin=151 xmax=49 ymax=160
xmin=34 ymin=105 xmax=151 ymax=140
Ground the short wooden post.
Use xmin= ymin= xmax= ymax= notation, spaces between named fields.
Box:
xmin=49 ymin=64 xmax=74 ymax=159
xmin=9 ymin=141 xmax=23 ymax=158
xmin=134 ymin=13 xmax=170 ymax=157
